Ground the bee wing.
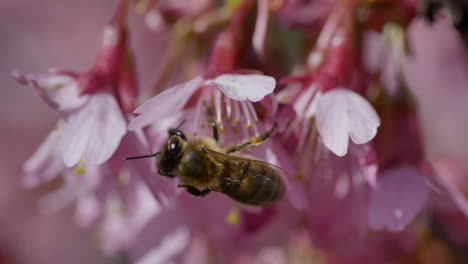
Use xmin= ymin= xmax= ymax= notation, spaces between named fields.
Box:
xmin=203 ymin=148 xmax=287 ymax=205
xmin=202 ymin=148 xmax=288 ymax=179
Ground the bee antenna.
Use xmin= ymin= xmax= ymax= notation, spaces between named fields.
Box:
xmin=124 ymin=152 xmax=160 ymax=160
xmin=175 ymin=119 xmax=186 ymax=129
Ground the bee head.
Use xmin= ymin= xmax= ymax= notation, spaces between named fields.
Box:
xmin=157 ymin=129 xmax=187 ymax=176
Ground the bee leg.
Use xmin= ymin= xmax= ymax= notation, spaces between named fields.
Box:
xmin=178 ymin=184 xmax=211 ymax=197
xmin=206 ymin=107 xmax=219 ymax=142
xmin=226 ymin=123 xmax=277 ymax=154
xmin=200 ymin=189 xmax=211 ymax=196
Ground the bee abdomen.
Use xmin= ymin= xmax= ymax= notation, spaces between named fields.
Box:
xmin=221 ymin=164 xmax=285 ymax=206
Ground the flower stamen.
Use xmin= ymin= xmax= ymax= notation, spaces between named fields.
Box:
xmin=240 ymin=101 xmax=260 ymax=137
xmin=214 ymin=90 xmax=225 ymax=131
xmin=233 ymin=100 xmax=241 ymax=123
xmin=247 ymin=100 xmax=259 ymax=124
xmin=225 ymin=96 xmax=232 ymax=120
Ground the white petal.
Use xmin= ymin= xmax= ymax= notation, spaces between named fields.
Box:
xmin=22 ymin=128 xmax=63 ymax=187
xmin=12 ymin=70 xmax=89 ymax=113
xmin=212 ymin=74 xmax=276 ymax=102
xmin=59 ymin=93 xmax=126 ymax=167
xmin=346 ymin=91 xmax=380 ymax=144
xmin=316 ymin=89 xmax=380 ymax=156
xmin=83 ymin=94 xmax=127 ymax=164
xmin=315 ymin=89 xmax=350 ymax=156
xmin=59 ymin=114 xmax=90 ymax=167
xmin=128 ymin=76 xmax=203 ymax=130
xmin=38 ymin=73 xmax=88 ymax=112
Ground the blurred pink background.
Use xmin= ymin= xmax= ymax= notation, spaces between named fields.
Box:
xmin=3 ymin=1 xmax=468 ymax=263
xmin=1 ymin=1 xmax=118 ymax=263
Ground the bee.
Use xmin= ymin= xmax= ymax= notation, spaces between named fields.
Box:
xmin=126 ymin=110 xmax=285 ymax=206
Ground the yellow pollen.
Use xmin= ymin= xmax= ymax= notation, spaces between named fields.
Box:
xmin=245 ymin=123 xmax=252 ymax=129
xmin=74 ymin=160 xmax=86 ymax=175
xmin=226 ymin=0 xmax=241 ymax=10
xmin=118 ymin=172 xmax=130 ymax=186
xmin=226 ymin=206 xmax=240 ymax=225
xmin=295 ymin=173 xmax=305 ymax=182
xmin=250 ymin=136 xmax=261 ymax=144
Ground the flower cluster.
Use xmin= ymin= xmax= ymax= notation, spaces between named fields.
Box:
xmin=13 ymin=0 xmax=468 ymax=263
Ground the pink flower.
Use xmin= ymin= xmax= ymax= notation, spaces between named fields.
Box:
xmin=315 ymin=88 xmax=381 ymax=157
xmin=403 ymin=15 xmax=468 ymax=217
xmin=129 ymin=73 xmax=276 ymax=142
xmin=279 ymin=74 xmax=380 ymax=160
xmin=12 ymin=0 xmax=134 ymax=167
xmin=305 ymin=143 xmax=417 ymax=262
xmin=12 ymin=71 xmax=88 ymax=115
xmin=23 ymin=126 xmax=166 ymax=254
xmin=11 ymin=0 xmax=174 ymax=255
xmin=362 ymin=23 xmax=406 ymax=96
xmin=129 ymin=183 xmax=303 ymax=263
xmin=15 ymin=0 xmax=468 ymax=262
xmin=13 ymin=71 xmax=127 ymax=167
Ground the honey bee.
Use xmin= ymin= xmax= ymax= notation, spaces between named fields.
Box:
xmin=126 ymin=110 xmax=285 ymax=206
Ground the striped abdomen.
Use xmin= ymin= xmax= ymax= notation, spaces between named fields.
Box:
xmin=220 ymin=159 xmax=285 ymax=206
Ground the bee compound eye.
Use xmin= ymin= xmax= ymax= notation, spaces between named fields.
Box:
xmin=168 ymin=137 xmax=181 ymax=151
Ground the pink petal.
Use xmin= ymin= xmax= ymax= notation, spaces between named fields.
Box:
xmin=22 ymin=128 xmax=64 ymax=188
xmin=181 ymin=236 xmax=209 ymax=264
xmin=135 ymin=226 xmax=191 ymax=264
xmin=431 ymin=159 xmax=468 ymax=217
xmin=403 ymin=17 xmax=468 ymax=167
xmin=278 ymin=0 xmax=329 ymax=26
xmin=274 ymin=103 xmax=296 ymax=133
xmin=381 ymin=47 xmax=400 ymax=96
xmin=100 ymin=182 xmax=159 ymax=254
xmin=12 ymin=70 xmax=89 ymax=114
xmin=75 ymin=193 xmax=101 ymax=228
xmin=252 ymin=0 xmax=269 ymax=59
xmin=128 ymin=76 xmax=203 ymax=130
xmin=362 ymin=31 xmax=383 ymax=74
xmin=265 ymin=143 xmax=308 ymax=211
xmin=316 ymin=89 xmax=380 ymax=157
xmin=368 ymin=166 xmax=429 ymax=232
xmin=59 ymin=92 xmax=127 ymax=167
xmin=118 ymin=131 xmax=178 ymax=201
xmin=211 ymin=74 xmax=276 ymax=102
xmin=307 ymin=162 xmax=369 ymax=258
